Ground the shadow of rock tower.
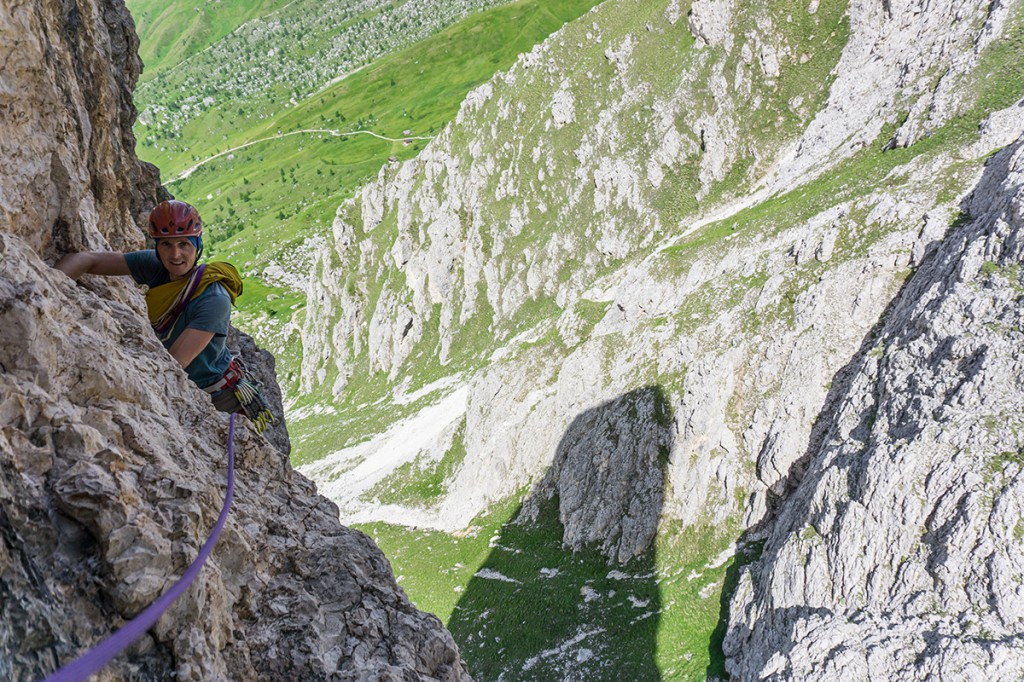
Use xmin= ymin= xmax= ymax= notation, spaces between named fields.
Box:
xmin=450 ymin=386 xmax=673 ymax=681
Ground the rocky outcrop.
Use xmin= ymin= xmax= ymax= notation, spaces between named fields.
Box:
xmin=1 ymin=236 xmax=469 ymax=680
xmin=0 ymin=0 xmax=470 ymax=679
xmin=518 ymin=387 xmax=673 ymax=564
xmin=229 ymin=327 xmax=291 ymax=456
xmin=723 ymin=137 xmax=1024 ymax=680
xmin=293 ymin=0 xmax=1024 ymax=675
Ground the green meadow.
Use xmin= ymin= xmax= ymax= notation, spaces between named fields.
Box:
xmin=360 ymin=502 xmax=751 ymax=680
xmin=128 ymin=0 xmax=290 ymax=82
xmin=137 ymin=0 xmax=605 ymax=390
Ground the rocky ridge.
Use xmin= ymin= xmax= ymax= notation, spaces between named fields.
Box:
xmin=299 ymin=0 xmax=1021 ymax=548
xmin=0 ymin=0 xmax=469 ymax=679
xmin=293 ymin=0 xmax=1024 ymax=675
xmin=724 ymin=136 xmax=1024 ymax=680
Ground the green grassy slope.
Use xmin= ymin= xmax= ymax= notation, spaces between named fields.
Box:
xmin=149 ymin=0 xmax=604 ymax=391
xmin=304 ymin=0 xmax=1024 ymax=444
xmin=300 ymin=0 xmax=853 ymax=420
xmin=362 ymin=503 xmax=748 ymax=679
xmin=290 ymin=1 xmax=1024 ymax=679
xmin=133 ymin=0 xmax=523 ymax=173
xmin=126 ymin=0 xmax=291 ymax=82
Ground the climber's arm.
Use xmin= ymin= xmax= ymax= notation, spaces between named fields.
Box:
xmin=167 ymin=328 xmax=215 ymax=369
xmin=169 ymin=285 xmax=230 ymax=372
xmin=54 ymin=252 xmax=130 ymax=280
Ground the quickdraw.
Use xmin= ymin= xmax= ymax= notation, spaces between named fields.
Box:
xmin=204 ymin=358 xmax=275 ymax=434
xmin=234 ymin=376 xmax=275 ymax=434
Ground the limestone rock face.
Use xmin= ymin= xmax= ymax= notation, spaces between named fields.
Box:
xmin=1 ymin=235 xmax=470 ymax=681
xmin=724 ymin=138 xmax=1024 ymax=680
xmin=299 ymin=0 xmax=1019 ymax=564
xmin=518 ymin=387 xmax=673 ymax=564
xmin=1 ymin=0 xmax=161 ymax=257
xmin=228 ymin=326 xmax=291 ymax=456
xmin=295 ymin=0 xmax=1023 ymax=673
xmin=0 ymin=0 xmax=471 ymax=679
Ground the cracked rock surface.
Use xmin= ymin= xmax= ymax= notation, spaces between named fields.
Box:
xmin=724 ymin=138 xmax=1024 ymax=680
xmin=0 ymin=0 xmax=470 ymax=679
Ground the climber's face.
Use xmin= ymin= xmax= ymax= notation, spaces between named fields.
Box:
xmin=156 ymin=237 xmax=198 ymax=280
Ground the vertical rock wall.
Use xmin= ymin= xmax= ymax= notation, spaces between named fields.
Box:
xmin=2 ymin=0 xmax=163 ymax=257
xmin=0 ymin=0 xmax=471 ymax=679
xmin=724 ymin=137 xmax=1024 ymax=679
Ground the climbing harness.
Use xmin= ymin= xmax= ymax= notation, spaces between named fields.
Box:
xmin=43 ymin=413 xmax=237 ymax=682
xmin=203 ymin=357 xmax=245 ymax=394
xmin=143 ymin=259 xmax=272 ymax=433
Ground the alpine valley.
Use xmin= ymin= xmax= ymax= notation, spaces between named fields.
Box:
xmin=2 ymin=0 xmax=1023 ymax=679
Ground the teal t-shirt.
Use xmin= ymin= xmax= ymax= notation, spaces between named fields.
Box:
xmin=125 ymin=250 xmax=232 ymax=389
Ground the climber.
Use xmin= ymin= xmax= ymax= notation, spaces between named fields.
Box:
xmin=54 ymin=200 xmax=274 ymax=432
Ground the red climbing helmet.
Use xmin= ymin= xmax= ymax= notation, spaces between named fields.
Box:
xmin=148 ymin=200 xmax=203 ymax=238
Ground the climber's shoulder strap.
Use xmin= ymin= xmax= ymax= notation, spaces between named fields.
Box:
xmin=148 ymin=264 xmax=207 ymax=337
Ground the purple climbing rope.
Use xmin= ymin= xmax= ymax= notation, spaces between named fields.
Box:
xmin=43 ymin=413 xmax=237 ymax=682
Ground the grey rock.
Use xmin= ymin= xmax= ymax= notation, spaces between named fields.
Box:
xmin=228 ymin=327 xmax=292 ymax=457
xmin=1 ymin=236 xmax=471 ymax=680
xmin=519 ymin=387 xmax=673 ymax=564
xmin=687 ymin=0 xmax=736 ymax=48
xmin=724 ymin=138 xmax=1024 ymax=680
xmin=0 ymin=0 xmax=472 ymax=679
